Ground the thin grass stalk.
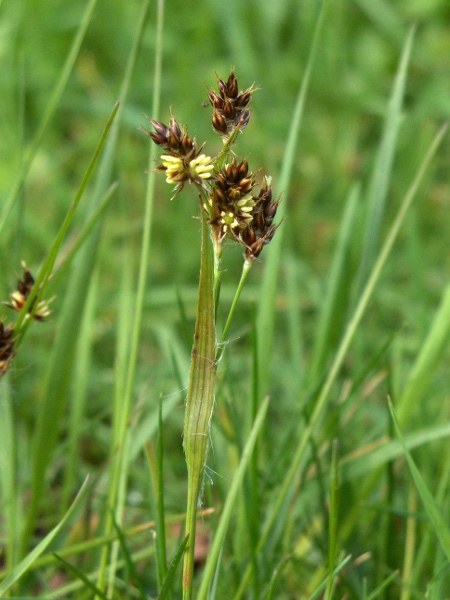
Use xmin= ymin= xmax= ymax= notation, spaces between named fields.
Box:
xmin=256 ymin=0 xmax=329 ymax=394
xmin=398 ymin=277 xmax=450 ymax=424
xmin=17 ymin=102 xmax=119 ymax=561
xmin=309 ymin=185 xmax=360 ymax=383
xmin=0 ymin=477 xmax=90 ymax=596
xmin=96 ymin=0 xmax=159 ymax=593
xmin=389 ymin=399 xmax=450 ymax=563
xmin=0 ymin=380 xmax=18 ymax=574
xmin=60 ymin=271 xmax=98 ymax=511
xmin=325 ymin=440 xmax=339 ymax=600
xmin=182 ymin=201 xmax=216 ymax=600
xmin=196 ymin=396 xmax=270 ymax=600
xmin=156 ymin=396 xmax=169 ymax=589
xmin=356 ymin=27 xmax=415 ymax=292
xmin=13 ymin=102 xmax=119 ymax=347
xmin=233 ymin=122 xmax=447 ymax=600
xmin=216 ymin=258 xmax=253 ymax=363
xmin=0 ymin=0 xmax=99 ymax=236
xmin=400 ymin=484 xmax=417 ymax=600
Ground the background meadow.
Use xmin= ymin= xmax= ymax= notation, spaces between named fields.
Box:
xmin=1 ymin=0 xmax=450 ymax=598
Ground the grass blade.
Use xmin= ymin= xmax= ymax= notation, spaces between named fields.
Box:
xmin=159 ymin=536 xmax=189 ymax=600
xmin=233 ymin=118 xmax=447 ymax=600
xmin=389 ymin=399 xmax=450 ymax=564
xmin=0 ymin=0 xmax=99 ymax=235
xmin=182 ymin=204 xmax=216 ymax=600
xmin=256 ymin=0 xmax=330 ymax=394
xmin=52 ymin=552 xmax=109 ymax=600
xmin=357 ymin=26 xmax=415 ymax=290
xmin=398 ymin=277 xmax=450 ymax=424
xmin=197 ymin=396 xmax=270 ymax=600
xmin=0 ymin=476 xmax=89 ymax=595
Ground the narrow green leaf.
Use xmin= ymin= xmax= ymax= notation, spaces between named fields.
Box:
xmin=233 ymin=112 xmax=447 ymax=600
xmin=310 ymin=184 xmax=360 ymax=382
xmin=0 ymin=476 xmax=89 ymax=595
xmin=159 ymin=536 xmax=189 ymax=600
xmin=0 ymin=0 xmax=99 ymax=235
xmin=398 ymin=278 xmax=450 ymax=423
xmin=52 ymin=552 xmax=109 ymax=600
xmin=357 ymin=26 xmax=415 ymax=290
xmin=182 ymin=204 xmax=216 ymax=600
xmin=325 ymin=440 xmax=339 ymax=600
xmin=257 ymin=0 xmax=330 ymax=394
xmin=304 ymin=555 xmax=352 ymax=600
xmin=264 ymin=555 xmax=292 ymax=600
xmin=197 ymin=396 xmax=270 ymax=600
xmin=389 ymin=399 xmax=450 ymax=563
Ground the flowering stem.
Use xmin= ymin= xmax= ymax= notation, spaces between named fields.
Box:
xmin=216 ymin=257 xmax=253 ymax=364
xmin=182 ymin=199 xmax=216 ymax=600
xmin=213 ymin=239 xmax=223 ymax=312
xmin=214 ymin=124 xmax=243 ymax=170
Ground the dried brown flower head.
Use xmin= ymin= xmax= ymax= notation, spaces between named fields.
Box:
xmin=240 ymin=176 xmax=282 ymax=259
xmin=141 ymin=113 xmax=214 ymax=198
xmin=0 ymin=322 xmax=16 ymax=378
xmin=3 ymin=262 xmax=53 ymax=321
xmin=208 ymin=70 xmax=256 ymax=140
xmin=209 ymin=159 xmax=257 ymax=242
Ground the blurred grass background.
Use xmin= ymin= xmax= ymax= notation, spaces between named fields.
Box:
xmin=1 ymin=0 xmax=450 ymax=597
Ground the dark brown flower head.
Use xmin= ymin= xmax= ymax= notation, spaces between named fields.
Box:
xmin=141 ymin=113 xmax=198 ymax=160
xmin=209 ymin=159 xmax=257 ymax=242
xmin=208 ymin=70 xmax=257 ymax=139
xmin=141 ymin=113 xmax=214 ymax=198
xmin=3 ymin=262 xmax=52 ymax=321
xmin=240 ymin=176 xmax=282 ymax=259
xmin=0 ymin=321 xmax=16 ymax=379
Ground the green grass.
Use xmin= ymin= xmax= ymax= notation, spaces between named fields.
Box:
xmin=1 ymin=0 xmax=450 ymax=598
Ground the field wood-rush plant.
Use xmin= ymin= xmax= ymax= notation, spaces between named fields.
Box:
xmin=1 ymin=0 xmax=450 ymax=598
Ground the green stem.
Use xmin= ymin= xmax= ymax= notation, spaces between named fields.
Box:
xmin=182 ymin=202 xmax=216 ymax=600
xmin=216 ymin=257 xmax=253 ymax=364
xmin=213 ymin=238 xmax=223 ymax=311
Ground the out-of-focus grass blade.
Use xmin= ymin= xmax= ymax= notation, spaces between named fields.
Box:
xmin=256 ymin=0 xmax=330 ymax=394
xmin=325 ymin=440 xmax=339 ymax=600
xmin=98 ymin=0 xmax=161 ymax=592
xmin=263 ymin=555 xmax=292 ymax=600
xmin=0 ymin=0 xmax=99 ymax=235
xmin=52 ymin=552 xmax=109 ymax=600
xmin=0 ymin=476 xmax=89 ymax=595
xmin=304 ymin=555 xmax=352 ymax=600
xmin=357 ymin=27 xmax=414 ymax=292
xmin=111 ymin=514 xmax=147 ymax=599
xmin=398 ymin=278 xmax=450 ymax=424
xmin=0 ymin=379 xmax=19 ymax=572
xmin=309 ymin=184 xmax=359 ymax=383
xmin=363 ymin=570 xmax=399 ymax=600
xmin=197 ymin=396 xmax=270 ymax=600
xmin=60 ymin=270 xmax=98 ymax=512
xmin=159 ymin=536 xmax=189 ymax=600
xmin=341 ymin=421 xmax=450 ymax=482
xmin=13 ymin=102 xmax=119 ymax=346
xmin=234 ymin=118 xmax=447 ymax=600
xmin=18 ymin=102 xmax=119 ymax=558
xmin=145 ymin=396 xmax=169 ymax=593
xmin=389 ymin=399 xmax=450 ymax=563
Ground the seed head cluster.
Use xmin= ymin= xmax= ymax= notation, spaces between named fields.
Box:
xmin=207 ymin=71 xmax=256 ymax=140
xmin=142 ymin=69 xmax=281 ymax=260
xmin=0 ymin=322 xmax=15 ymax=378
xmin=3 ymin=263 xmax=53 ymax=322
xmin=0 ymin=263 xmax=52 ymax=378
xmin=141 ymin=114 xmax=214 ymax=198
